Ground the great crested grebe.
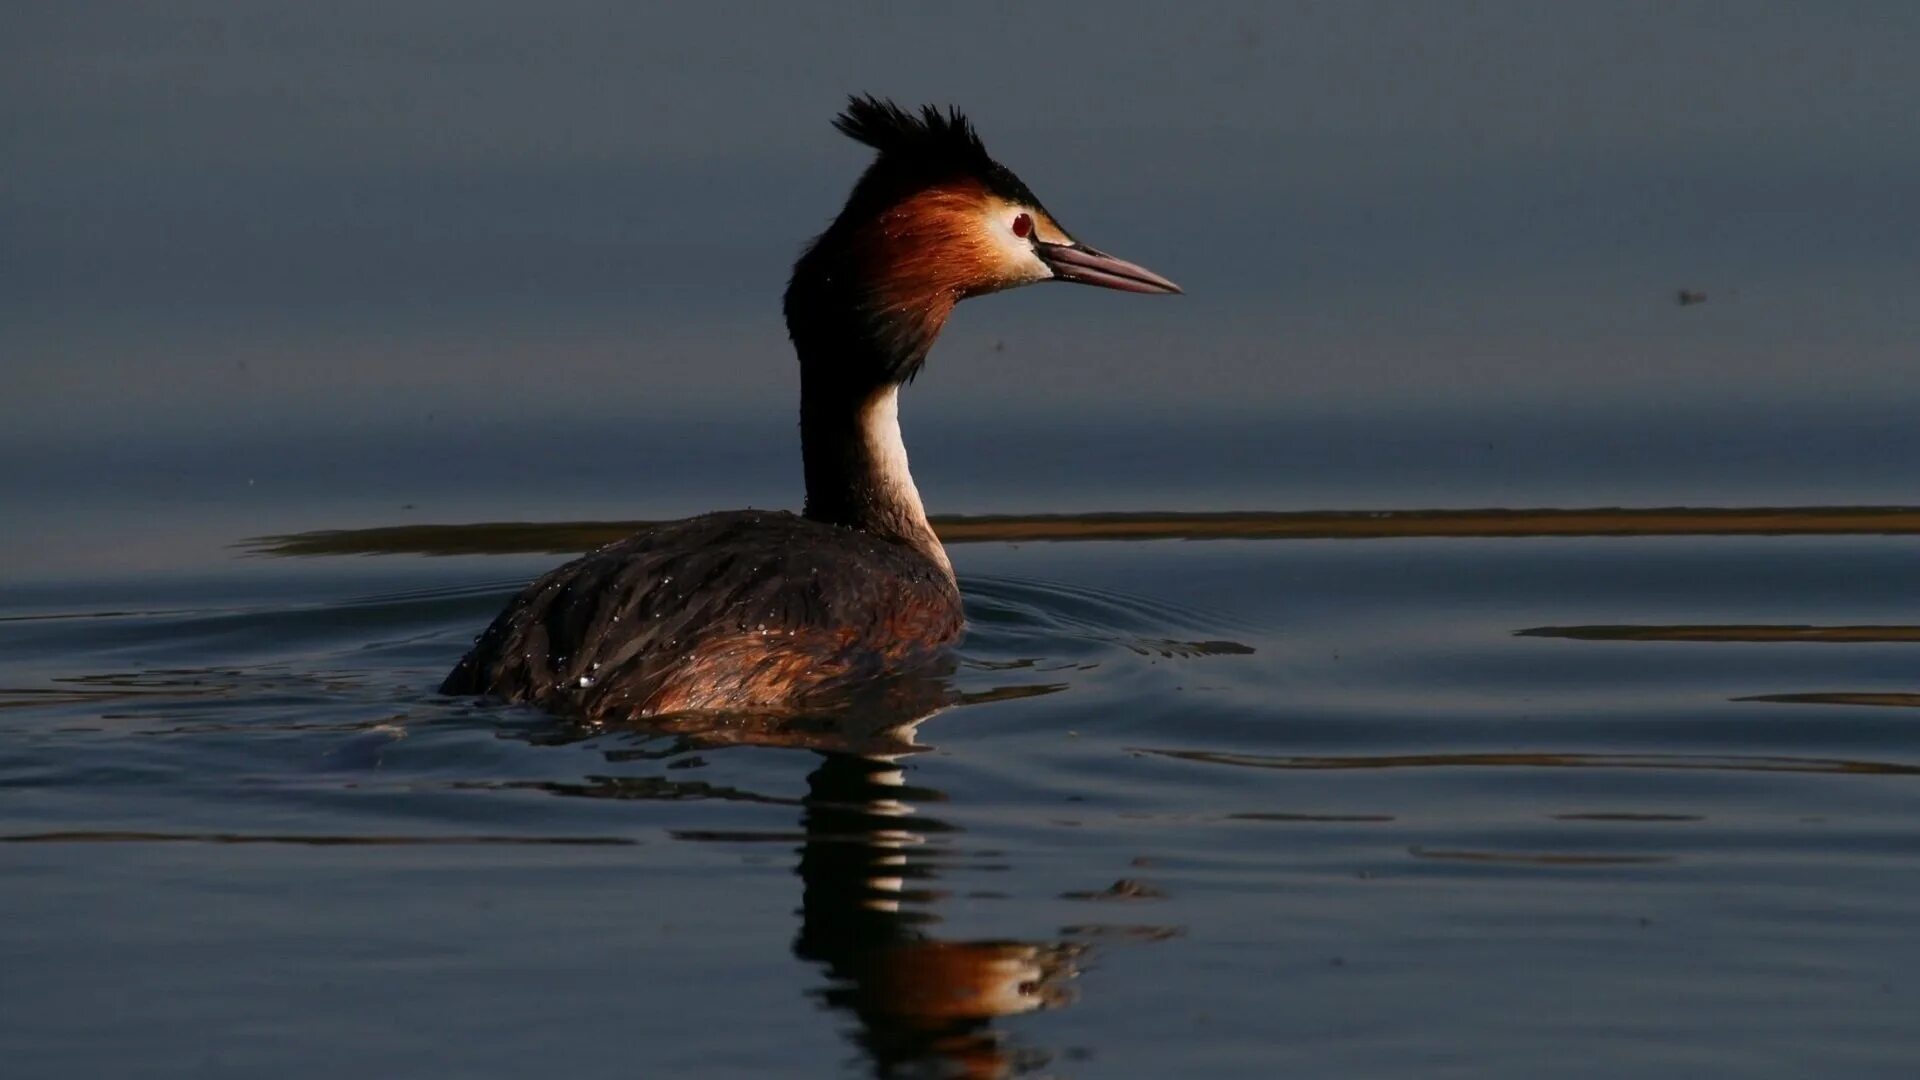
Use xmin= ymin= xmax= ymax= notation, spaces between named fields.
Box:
xmin=441 ymin=96 xmax=1179 ymax=718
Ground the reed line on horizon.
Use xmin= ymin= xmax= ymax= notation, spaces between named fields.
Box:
xmin=246 ymin=506 xmax=1920 ymax=558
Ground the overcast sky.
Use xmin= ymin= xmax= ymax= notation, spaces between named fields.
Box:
xmin=4 ymin=2 xmax=1917 ymax=440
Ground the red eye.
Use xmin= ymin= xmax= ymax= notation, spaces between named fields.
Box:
xmin=1011 ymin=213 xmax=1033 ymax=239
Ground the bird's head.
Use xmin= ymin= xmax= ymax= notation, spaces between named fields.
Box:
xmin=787 ymin=96 xmax=1178 ymax=387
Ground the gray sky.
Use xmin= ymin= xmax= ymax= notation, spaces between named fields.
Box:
xmin=5 ymin=2 xmax=1917 ymax=440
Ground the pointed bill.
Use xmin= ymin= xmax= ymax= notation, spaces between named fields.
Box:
xmin=1036 ymin=242 xmax=1181 ymax=294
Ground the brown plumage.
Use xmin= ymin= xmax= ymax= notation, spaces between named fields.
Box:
xmin=442 ymin=97 xmax=1178 ymax=719
xmin=441 ymin=511 xmax=961 ymax=719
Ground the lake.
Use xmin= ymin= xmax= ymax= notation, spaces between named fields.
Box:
xmin=5 ymin=5 xmax=1919 ymax=1078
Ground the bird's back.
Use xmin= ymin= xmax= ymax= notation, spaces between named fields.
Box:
xmin=441 ymin=510 xmax=964 ymax=719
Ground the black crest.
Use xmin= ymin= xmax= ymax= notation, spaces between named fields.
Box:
xmin=830 ymin=95 xmax=1040 ymax=207
xmin=833 ymin=96 xmax=994 ymax=174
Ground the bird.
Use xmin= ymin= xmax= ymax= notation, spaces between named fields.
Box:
xmin=440 ymin=95 xmax=1180 ymax=719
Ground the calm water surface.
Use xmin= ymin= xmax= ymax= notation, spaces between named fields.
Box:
xmin=5 ymin=408 xmax=1919 ymax=1079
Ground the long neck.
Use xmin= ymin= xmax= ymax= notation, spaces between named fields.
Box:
xmin=800 ymin=372 xmax=952 ymax=580
xmin=787 ymin=222 xmax=958 ymax=580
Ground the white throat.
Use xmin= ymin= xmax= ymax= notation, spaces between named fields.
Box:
xmin=860 ymin=386 xmax=952 ymax=580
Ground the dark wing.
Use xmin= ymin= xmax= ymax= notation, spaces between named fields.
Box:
xmin=441 ymin=510 xmax=963 ymax=719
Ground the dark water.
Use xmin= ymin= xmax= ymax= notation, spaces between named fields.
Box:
xmin=9 ymin=5 xmax=1920 ymax=1077
xmin=7 ymin=411 xmax=1920 ymax=1077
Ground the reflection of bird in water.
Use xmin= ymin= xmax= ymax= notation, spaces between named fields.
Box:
xmin=441 ymin=96 xmax=1178 ymax=721
xmin=795 ymin=750 xmax=1080 ymax=1079
xmin=511 ymin=677 xmax=1084 ymax=1078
